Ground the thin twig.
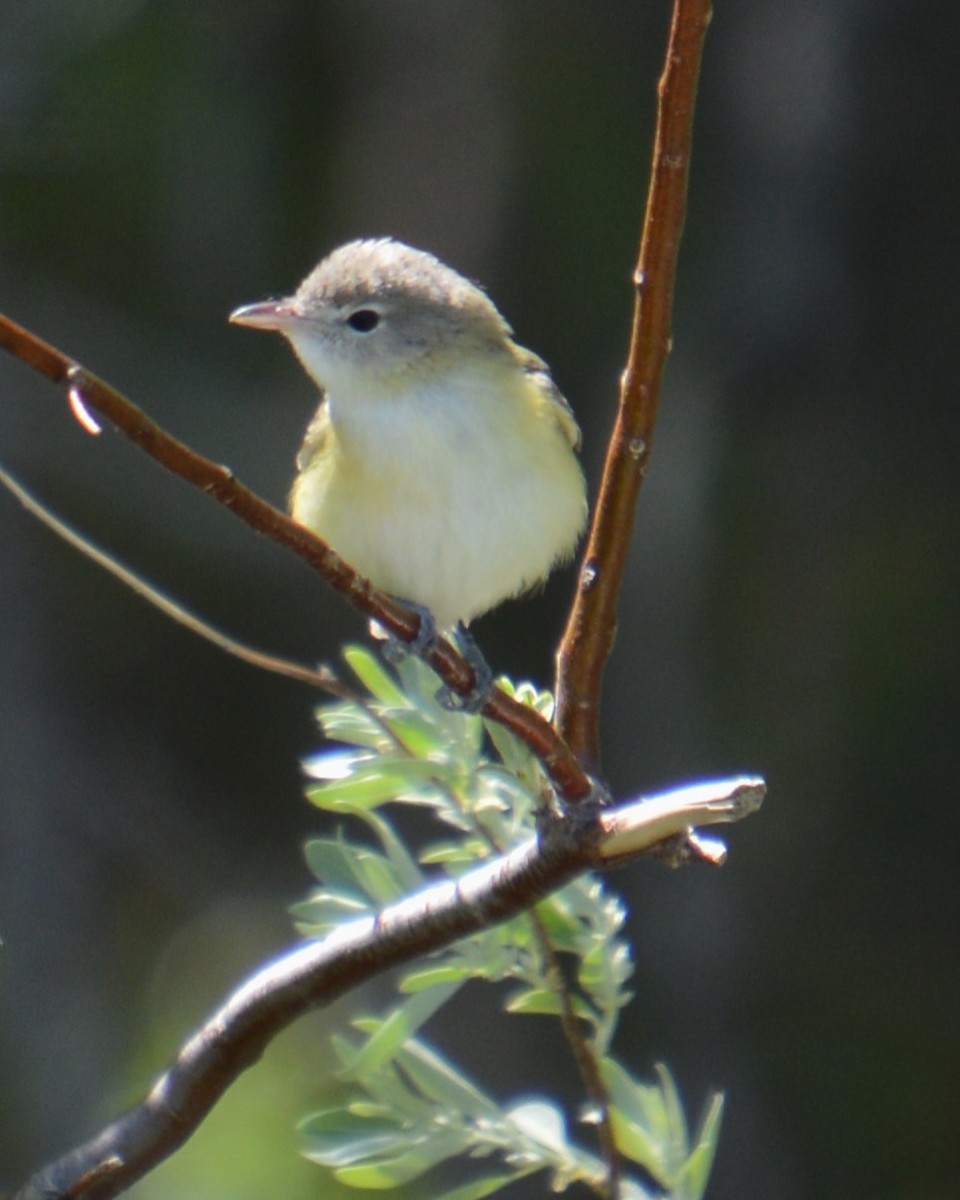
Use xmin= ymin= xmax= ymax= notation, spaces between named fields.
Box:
xmin=527 ymin=913 xmax=623 ymax=1200
xmin=11 ymin=776 xmax=763 ymax=1200
xmin=555 ymin=0 xmax=713 ymax=765
xmin=0 ymin=317 xmax=594 ymax=803
xmin=0 ymin=462 xmax=349 ymax=694
xmin=440 ymin=776 xmax=625 ymax=1198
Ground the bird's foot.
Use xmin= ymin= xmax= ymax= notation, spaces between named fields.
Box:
xmin=379 ymin=599 xmax=439 ymax=664
xmin=435 ymin=622 xmax=494 ymax=714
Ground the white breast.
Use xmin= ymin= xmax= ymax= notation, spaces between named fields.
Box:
xmin=291 ymin=366 xmax=586 ymax=628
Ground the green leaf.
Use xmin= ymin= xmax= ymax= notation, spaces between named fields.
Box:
xmin=303 ymin=747 xmax=372 ymax=780
xmin=380 ymin=710 xmax=446 ymax=758
xmin=577 ymin=941 xmax=609 ymax=991
xmin=338 ymin=984 xmax=463 ymax=1080
xmin=316 ymin=707 xmax=389 ymax=749
xmin=607 ymin=1105 xmax=669 ymax=1182
xmin=530 ymin=897 xmax=586 ymax=951
xmin=303 ymin=839 xmax=369 ymax=894
xmin=675 ymin=1093 xmax=724 ymax=1200
xmin=351 ymin=807 xmax=425 ymax=891
xmin=505 ymin=988 xmax=595 ymax=1022
xmin=419 ymin=839 xmax=490 ymax=865
xmin=302 ymin=839 xmax=405 ymax=907
xmin=399 ymin=963 xmax=476 ymax=992
xmin=482 ymin=718 xmax=533 ymax=774
xmin=307 ymin=756 xmax=450 ymax=812
xmin=344 ymin=644 xmax=409 ymax=706
xmin=290 ymin=889 xmax=372 ymax=935
xmin=655 ymin=1062 xmax=690 ymax=1155
xmin=600 ymin=1059 xmax=670 ymax=1144
xmin=333 ymin=1129 xmax=470 ymax=1189
xmin=300 ymin=1107 xmax=410 ymax=1167
xmin=349 ymin=847 xmax=406 ymax=905
xmin=396 ymin=1039 xmax=503 ymax=1120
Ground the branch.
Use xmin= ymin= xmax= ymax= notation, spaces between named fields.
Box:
xmin=555 ymin=0 xmax=712 ymax=764
xmin=0 ymin=315 xmax=594 ymax=803
xmin=0 ymin=462 xmax=351 ymax=694
xmin=11 ymin=776 xmax=764 ymax=1200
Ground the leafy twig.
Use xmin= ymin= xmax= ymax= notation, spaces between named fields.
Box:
xmin=11 ymin=775 xmax=763 ymax=1200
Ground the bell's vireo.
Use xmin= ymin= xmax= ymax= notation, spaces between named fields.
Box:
xmin=230 ymin=239 xmax=587 ymax=630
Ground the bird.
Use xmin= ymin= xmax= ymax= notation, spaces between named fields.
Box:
xmin=230 ymin=238 xmax=587 ymax=634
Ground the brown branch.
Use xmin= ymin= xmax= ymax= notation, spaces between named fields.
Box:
xmin=555 ymin=0 xmax=712 ymax=765
xmin=11 ymin=776 xmax=763 ymax=1200
xmin=0 ymin=462 xmax=354 ymax=694
xmin=0 ymin=312 xmax=594 ymax=804
xmin=527 ymin=913 xmax=623 ymax=1200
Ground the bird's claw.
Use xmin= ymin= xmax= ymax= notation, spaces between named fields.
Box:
xmin=381 ymin=599 xmax=439 ymax=664
xmin=435 ymin=623 xmax=495 ymax=713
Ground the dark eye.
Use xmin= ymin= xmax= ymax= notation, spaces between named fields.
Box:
xmin=347 ymin=309 xmax=380 ymax=333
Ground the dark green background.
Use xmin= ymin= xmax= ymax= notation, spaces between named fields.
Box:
xmin=1 ymin=3 xmax=957 ymax=1198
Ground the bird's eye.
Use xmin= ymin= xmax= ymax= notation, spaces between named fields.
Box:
xmin=347 ymin=309 xmax=380 ymax=333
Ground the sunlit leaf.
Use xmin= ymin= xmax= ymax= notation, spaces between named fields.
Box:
xmin=381 ymin=710 xmax=445 ymax=758
xmin=505 ymin=988 xmax=595 ymax=1023
xmin=303 ymin=839 xmax=369 ymax=894
xmin=334 ymin=1128 xmax=470 ymax=1188
xmin=351 ymin=807 xmax=425 ymax=891
xmin=655 ymin=1062 xmax=690 ymax=1154
xmin=290 ymin=890 xmax=371 ymax=935
xmin=307 ymin=757 xmax=450 ymax=812
xmin=396 ymin=1039 xmax=503 ymax=1119
xmin=338 ymin=984 xmax=463 ymax=1080
xmin=344 ymin=644 xmax=409 ymax=706
xmin=675 ymin=1093 xmax=724 ymax=1200
xmin=399 ymin=963 xmax=476 ymax=992
xmin=303 ymin=747 xmax=374 ymax=780
xmin=507 ymin=1100 xmax=567 ymax=1155
xmin=607 ymin=1106 xmax=669 ymax=1183
xmin=300 ymin=1107 xmax=409 ymax=1167
xmin=317 ymin=707 xmax=390 ymax=749
xmin=419 ymin=839 xmax=490 ymax=865
xmin=350 ymin=847 xmax=407 ymax=905
xmin=297 ymin=649 xmax=723 ymax=1200
xmin=601 ymin=1059 xmax=670 ymax=1142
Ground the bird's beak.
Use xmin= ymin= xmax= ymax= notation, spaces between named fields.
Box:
xmin=229 ymin=299 xmax=299 ymax=331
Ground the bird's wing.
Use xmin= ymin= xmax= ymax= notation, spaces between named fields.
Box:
xmin=290 ymin=399 xmax=334 ymax=517
xmin=294 ymin=399 xmax=332 ymax=474
xmin=517 ymin=347 xmax=582 ymax=452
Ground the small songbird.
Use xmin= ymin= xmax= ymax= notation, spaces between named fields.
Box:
xmin=230 ymin=239 xmax=587 ymax=631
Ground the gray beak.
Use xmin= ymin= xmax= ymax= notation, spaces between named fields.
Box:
xmin=228 ymin=298 xmax=299 ymax=331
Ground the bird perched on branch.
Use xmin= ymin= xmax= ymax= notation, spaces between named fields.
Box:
xmin=231 ymin=238 xmax=587 ymax=633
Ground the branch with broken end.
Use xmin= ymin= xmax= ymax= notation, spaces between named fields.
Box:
xmin=11 ymin=774 xmax=763 ymax=1200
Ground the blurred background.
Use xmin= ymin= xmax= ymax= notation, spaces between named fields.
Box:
xmin=1 ymin=2 xmax=957 ymax=1197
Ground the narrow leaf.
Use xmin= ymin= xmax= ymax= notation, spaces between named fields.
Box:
xmin=505 ymin=989 xmax=595 ymax=1023
xmin=338 ymin=983 xmax=463 ymax=1080
xmin=400 ymin=963 xmax=476 ymax=992
xmin=396 ymin=1040 xmax=503 ymax=1120
xmin=344 ymin=644 xmax=409 ymax=706
xmin=334 ymin=1129 xmax=469 ymax=1188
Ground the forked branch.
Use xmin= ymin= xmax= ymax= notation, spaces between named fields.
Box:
xmin=0 ymin=4 xmax=743 ymax=1199
xmin=11 ymin=777 xmax=763 ymax=1200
